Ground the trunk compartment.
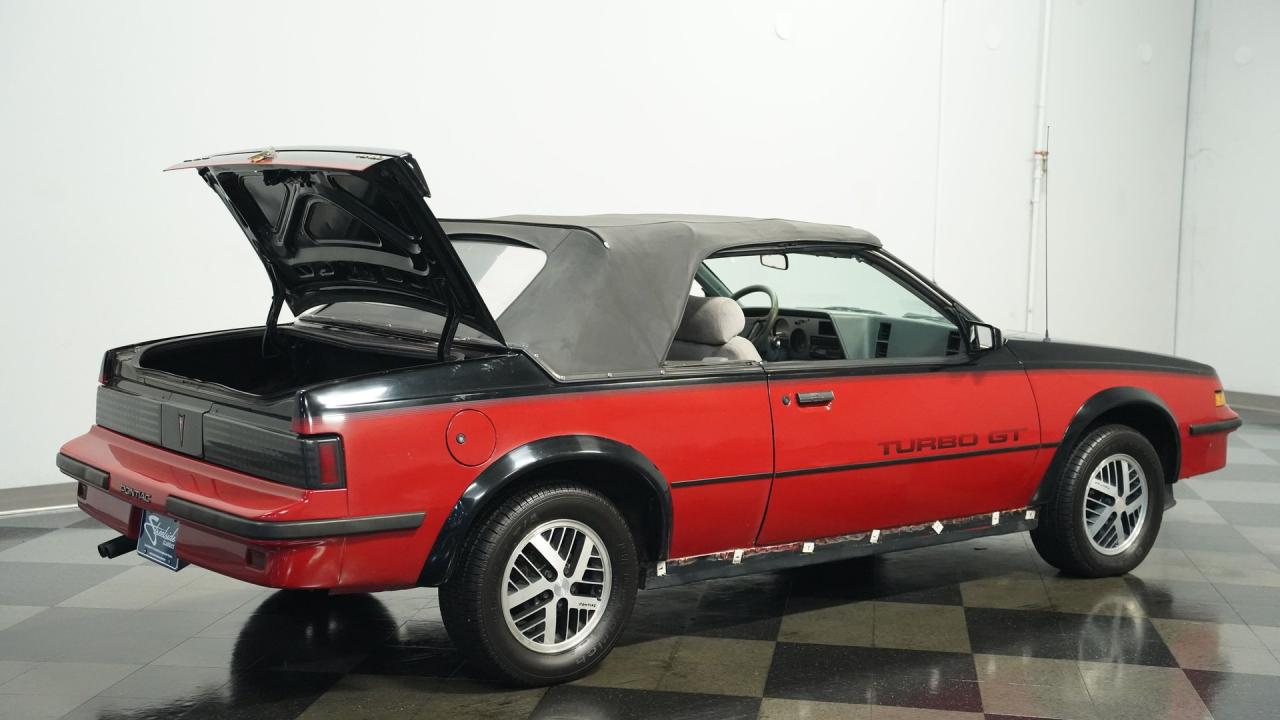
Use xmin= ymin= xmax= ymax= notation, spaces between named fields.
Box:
xmin=137 ymin=326 xmax=447 ymax=398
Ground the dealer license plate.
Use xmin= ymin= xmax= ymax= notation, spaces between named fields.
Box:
xmin=136 ymin=511 xmax=185 ymax=571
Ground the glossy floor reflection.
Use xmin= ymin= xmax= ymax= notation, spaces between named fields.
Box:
xmin=3 ymin=415 xmax=1280 ymax=719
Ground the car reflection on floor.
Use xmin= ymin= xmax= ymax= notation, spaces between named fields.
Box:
xmin=1 ymin=412 xmax=1279 ymax=719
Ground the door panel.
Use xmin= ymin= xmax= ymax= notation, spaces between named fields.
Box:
xmin=758 ymin=355 xmax=1042 ymax=545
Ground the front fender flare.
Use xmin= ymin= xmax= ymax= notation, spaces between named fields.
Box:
xmin=419 ymin=435 xmax=672 ymax=586
xmin=1030 ymin=386 xmax=1180 ymax=505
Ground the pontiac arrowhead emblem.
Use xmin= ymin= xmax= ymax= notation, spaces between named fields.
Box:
xmin=177 ymin=413 xmax=186 ymax=444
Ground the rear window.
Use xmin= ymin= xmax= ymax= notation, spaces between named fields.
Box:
xmin=453 ymin=239 xmax=546 ymax=317
xmin=304 ymin=238 xmax=545 ymax=339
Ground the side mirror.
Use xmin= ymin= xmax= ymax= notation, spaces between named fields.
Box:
xmin=760 ymin=254 xmax=789 ymax=271
xmin=968 ymin=322 xmax=1003 ymax=352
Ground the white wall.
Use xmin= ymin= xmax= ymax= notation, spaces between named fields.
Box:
xmin=1177 ymin=0 xmax=1280 ymax=397
xmin=1040 ymin=0 xmax=1194 ymax=352
xmin=0 ymin=1 xmax=1203 ymax=490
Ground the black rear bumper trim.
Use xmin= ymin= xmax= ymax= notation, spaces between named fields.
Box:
xmin=164 ymin=496 xmax=424 ymax=540
xmin=1189 ymin=418 xmax=1244 ymax=436
xmin=56 ymin=453 xmax=109 ymax=489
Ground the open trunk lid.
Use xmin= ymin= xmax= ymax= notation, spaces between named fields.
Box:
xmin=166 ymin=147 xmax=503 ymax=344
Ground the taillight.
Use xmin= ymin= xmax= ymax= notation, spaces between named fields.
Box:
xmin=99 ymin=351 xmax=115 ymax=385
xmin=310 ymin=436 xmax=346 ymax=489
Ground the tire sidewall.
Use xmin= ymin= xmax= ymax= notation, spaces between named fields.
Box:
xmin=1068 ymin=427 xmax=1165 ymax=575
xmin=477 ymin=489 xmax=637 ymax=683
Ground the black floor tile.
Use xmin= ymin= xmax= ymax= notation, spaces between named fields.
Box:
xmin=1137 ymin=596 xmax=1245 ymax=624
xmin=765 ymin=643 xmax=980 ymax=709
xmin=766 ymin=665 xmax=878 ymax=705
xmin=971 ymin=606 xmax=1176 ymax=666
xmin=60 ymin=694 xmax=210 ymax=720
xmin=352 ymin=644 xmax=464 ymax=677
xmin=874 ymin=580 xmax=966 ymax=606
xmin=625 ymin=593 xmax=697 ymax=637
xmin=1059 ymin=613 xmax=1179 ymax=667
xmin=531 ymin=685 xmax=760 ymax=720
xmin=685 ymin=611 xmax=782 ymax=640
xmin=182 ymin=670 xmax=343 ymax=720
xmin=964 ymin=607 xmax=1079 ymax=659
xmin=1186 ymin=669 xmax=1280 ymax=720
xmin=696 ymin=580 xmax=789 ymax=616
xmin=872 ymin=673 xmax=983 ymax=712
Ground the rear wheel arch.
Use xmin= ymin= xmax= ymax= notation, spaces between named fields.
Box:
xmin=1032 ymin=387 xmax=1180 ymax=505
xmin=419 ymin=435 xmax=672 ymax=586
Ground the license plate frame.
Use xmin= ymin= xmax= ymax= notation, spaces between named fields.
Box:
xmin=136 ymin=510 xmax=185 ymax=571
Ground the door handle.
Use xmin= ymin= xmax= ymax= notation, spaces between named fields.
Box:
xmin=795 ymin=390 xmax=835 ymax=406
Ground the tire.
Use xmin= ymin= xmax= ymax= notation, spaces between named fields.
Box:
xmin=1031 ymin=424 xmax=1165 ymax=577
xmin=439 ymin=483 xmax=638 ymax=686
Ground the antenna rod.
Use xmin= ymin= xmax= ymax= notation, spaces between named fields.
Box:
xmin=1040 ymin=126 xmax=1051 ymax=342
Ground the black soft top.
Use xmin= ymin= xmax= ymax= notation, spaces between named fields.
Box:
xmin=441 ymin=215 xmax=880 ymax=380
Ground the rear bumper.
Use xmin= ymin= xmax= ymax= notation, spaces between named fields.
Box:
xmin=163 ymin=496 xmax=422 ymax=541
xmin=57 ymin=427 xmax=426 ymax=589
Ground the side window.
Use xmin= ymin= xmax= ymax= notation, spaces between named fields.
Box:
xmin=702 ymin=250 xmax=962 ymax=362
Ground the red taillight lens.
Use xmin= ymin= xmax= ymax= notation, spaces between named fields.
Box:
xmin=315 ymin=439 xmax=344 ymax=488
xmin=99 ymin=351 xmax=114 ymax=385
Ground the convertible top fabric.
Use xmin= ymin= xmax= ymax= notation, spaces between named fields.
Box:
xmin=439 ymin=215 xmax=880 ymax=380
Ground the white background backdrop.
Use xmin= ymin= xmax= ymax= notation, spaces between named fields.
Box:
xmin=0 ymin=0 xmax=1274 ymax=491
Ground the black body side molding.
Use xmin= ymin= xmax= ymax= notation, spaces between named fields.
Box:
xmin=1189 ymin=418 xmax=1244 ymax=436
xmin=419 ymin=435 xmax=673 ymax=586
xmin=1031 ymin=386 xmax=1181 ymax=505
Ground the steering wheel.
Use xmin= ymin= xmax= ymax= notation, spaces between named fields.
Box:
xmin=731 ymin=284 xmax=780 ymax=353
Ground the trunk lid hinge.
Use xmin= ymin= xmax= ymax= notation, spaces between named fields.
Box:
xmin=262 ymin=292 xmax=286 ymax=358
xmin=436 ymin=279 xmax=460 ymax=362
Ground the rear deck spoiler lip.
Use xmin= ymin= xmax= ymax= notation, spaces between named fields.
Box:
xmin=163 ymin=144 xmax=404 ymax=169
xmin=165 ymin=146 xmax=430 ymax=195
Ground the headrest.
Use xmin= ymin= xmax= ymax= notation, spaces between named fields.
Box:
xmin=675 ymin=296 xmax=746 ymax=345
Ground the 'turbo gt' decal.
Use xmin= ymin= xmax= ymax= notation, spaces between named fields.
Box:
xmin=877 ymin=429 xmax=1026 ymax=457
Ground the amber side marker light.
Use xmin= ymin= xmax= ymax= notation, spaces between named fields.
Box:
xmin=1214 ymin=390 xmax=1227 ymax=407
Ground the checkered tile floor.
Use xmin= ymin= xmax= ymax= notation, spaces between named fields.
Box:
xmin=3 ymin=415 xmax=1280 ymax=719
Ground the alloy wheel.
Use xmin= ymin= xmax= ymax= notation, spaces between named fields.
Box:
xmin=500 ymin=519 xmax=611 ymax=654
xmin=1081 ymin=452 xmax=1149 ymax=556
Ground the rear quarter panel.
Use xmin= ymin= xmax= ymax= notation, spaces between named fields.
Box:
xmin=303 ymin=379 xmax=774 ymax=589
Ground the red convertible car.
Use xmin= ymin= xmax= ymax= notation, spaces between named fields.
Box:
xmin=58 ymin=147 xmax=1240 ymax=685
